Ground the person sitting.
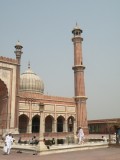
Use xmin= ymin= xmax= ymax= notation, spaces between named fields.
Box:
xmin=52 ymin=138 xmax=55 ymax=145
xmin=102 ymin=136 xmax=107 ymax=142
xmin=18 ymin=137 xmax=22 ymax=144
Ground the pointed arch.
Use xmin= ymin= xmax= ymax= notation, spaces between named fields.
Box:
xmin=0 ymin=79 xmax=8 ymax=98
xmin=19 ymin=114 xmax=29 ymax=133
xmin=67 ymin=116 xmax=74 ymax=132
xmin=45 ymin=115 xmax=54 ymax=132
xmin=0 ymin=79 xmax=8 ymax=130
xmin=32 ymin=115 xmax=40 ymax=133
xmin=57 ymin=116 xmax=65 ymax=132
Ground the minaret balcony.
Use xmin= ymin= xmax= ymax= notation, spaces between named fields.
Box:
xmin=72 ymin=65 xmax=85 ymax=72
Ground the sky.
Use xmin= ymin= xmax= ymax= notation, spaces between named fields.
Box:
xmin=0 ymin=0 xmax=120 ymax=120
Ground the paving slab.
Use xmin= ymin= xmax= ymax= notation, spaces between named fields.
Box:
xmin=0 ymin=147 xmax=120 ymax=160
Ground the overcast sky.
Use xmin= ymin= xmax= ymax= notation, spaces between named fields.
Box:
xmin=0 ymin=0 xmax=120 ymax=120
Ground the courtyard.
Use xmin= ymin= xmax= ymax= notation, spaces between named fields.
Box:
xmin=0 ymin=147 xmax=120 ymax=160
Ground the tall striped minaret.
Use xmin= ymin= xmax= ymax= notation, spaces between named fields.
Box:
xmin=14 ymin=41 xmax=23 ymax=131
xmin=72 ymin=24 xmax=88 ymax=134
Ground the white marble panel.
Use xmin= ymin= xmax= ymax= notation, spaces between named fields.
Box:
xmin=45 ymin=105 xmax=54 ymax=111
xmin=56 ymin=105 xmax=65 ymax=112
xmin=67 ymin=106 xmax=75 ymax=112
xmin=19 ymin=103 xmax=29 ymax=110
xmin=32 ymin=104 xmax=39 ymax=111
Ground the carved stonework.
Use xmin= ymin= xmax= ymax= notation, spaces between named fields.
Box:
xmin=45 ymin=104 xmax=54 ymax=111
xmin=67 ymin=106 xmax=75 ymax=112
xmin=0 ymin=56 xmax=17 ymax=64
xmin=56 ymin=114 xmax=65 ymax=118
xmin=45 ymin=113 xmax=54 ymax=118
xmin=0 ymin=69 xmax=8 ymax=78
xmin=56 ymin=105 xmax=65 ymax=112
xmin=67 ymin=114 xmax=75 ymax=119
xmin=19 ymin=103 xmax=29 ymax=110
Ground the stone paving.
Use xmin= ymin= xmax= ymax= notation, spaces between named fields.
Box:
xmin=0 ymin=141 xmax=109 ymax=155
xmin=0 ymin=147 xmax=120 ymax=160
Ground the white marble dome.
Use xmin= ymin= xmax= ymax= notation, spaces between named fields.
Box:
xmin=20 ymin=64 xmax=44 ymax=94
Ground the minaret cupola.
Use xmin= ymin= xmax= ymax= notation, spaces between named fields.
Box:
xmin=72 ymin=23 xmax=82 ymax=37
xmin=14 ymin=41 xmax=23 ymax=62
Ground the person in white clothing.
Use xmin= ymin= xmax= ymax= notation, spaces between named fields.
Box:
xmin=3 ymin=134 xmax=8 ymax=154
xmin=77 ymin=127 xmax=84 ymax=144
xmin=5 ymin=132 xmax=13 ymax=154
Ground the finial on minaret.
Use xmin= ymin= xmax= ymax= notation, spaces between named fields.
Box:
xmin=28 ymin=61 xmax=30 ymax=69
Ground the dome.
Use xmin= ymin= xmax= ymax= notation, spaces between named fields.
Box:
xmin=20 ymin=64 xmax=44 ymax=94
xmin=72 ymin=23 xmax=82 ymax=34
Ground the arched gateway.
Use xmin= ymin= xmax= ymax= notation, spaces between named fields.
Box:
xmin=0 ymin=56 xmax=19 ymax=134
xmin=0 ymin=79 xmax=8 ymax=131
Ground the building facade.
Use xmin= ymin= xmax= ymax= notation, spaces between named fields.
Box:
xmin=88 ymin=118 xmax=120 ymax=134
xmin=0 ymin=25 xmax=88 ymax=140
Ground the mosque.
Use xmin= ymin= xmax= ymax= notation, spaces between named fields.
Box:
xmin=0 ymin=25 xmax=88 ymax=141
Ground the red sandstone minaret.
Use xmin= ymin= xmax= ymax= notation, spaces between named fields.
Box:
xmin=14 ymin=41 xmax=23 ymax=131
xmin=72 ymin=24 xmax=88 ymax=134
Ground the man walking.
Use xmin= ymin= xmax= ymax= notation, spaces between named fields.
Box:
xmin=77 ymin=127 xmax=84 ymax=144
xmin=5 ymin=132 xmax=13 ymax=154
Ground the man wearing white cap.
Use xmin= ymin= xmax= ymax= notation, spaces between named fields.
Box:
xmin=5 ymin=132 xmax=13 ymax=154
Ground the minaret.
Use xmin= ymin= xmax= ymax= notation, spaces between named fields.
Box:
xmin=14 ymin=41 xmax=23 ymax=63
xmin=14 ymin=41 xmax=23 ymax=132
xmin=72 ymin=24 xmax=88 ymax=134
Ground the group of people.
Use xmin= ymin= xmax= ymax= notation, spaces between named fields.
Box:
xmin=2 ymin=127 xmax=84 ymax=155
xmin=3 ymin=132 xmax=15 ymax=155
xmin=29 ymin=136 xmax=39 ymax=145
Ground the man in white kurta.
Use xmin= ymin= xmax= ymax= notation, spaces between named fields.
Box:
xmin=5 ymin=133 xmax=13 ymax=154
xmin=78 ymin=127 xmax=84 ymax=144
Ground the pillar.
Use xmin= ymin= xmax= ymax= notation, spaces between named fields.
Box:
xmin=72 ymin=24 xmax=88 ymax=134
xmin=14 ymin=41 xmax=23 ymax=132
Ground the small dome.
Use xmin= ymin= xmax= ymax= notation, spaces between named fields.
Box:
xmin=16 ymin=41 xmax=21 ymax=46
xmin=20 ymin=65 xmax=44 ymax=94
xmin=74 ymin=23 xmax=80 ymax=30
xmin=72 ymin=23 xmax=82 ymax=34
xmin=15 ymin=41 xmax=23 ymax=49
